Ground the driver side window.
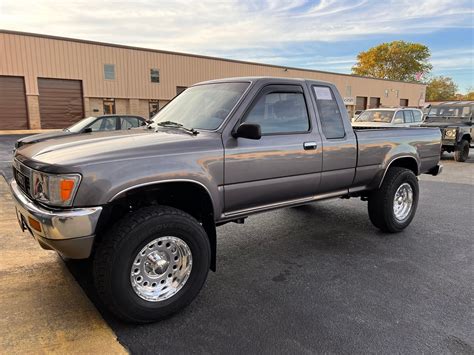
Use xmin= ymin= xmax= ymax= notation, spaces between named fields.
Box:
xmin=243 ymin=92 xmax=309 ymax=134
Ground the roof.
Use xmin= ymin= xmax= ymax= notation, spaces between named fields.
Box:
xmin=428 ymin=101 xmax=474 ymax=106
xmin=195 ymin=76 xmax=332 ymax=86
xmin=365 ymin=107 xmax=422 ymax=111
xmin=0 ymin=29 xmax=426 ymax=87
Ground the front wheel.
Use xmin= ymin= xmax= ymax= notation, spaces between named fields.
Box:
xmin=368 ymin=167 xmax=419 ymax=233
xmin=93 ymin=206 xmax=211 ymax=323
xmin=454 ymin=139 xmax=470 ymax=162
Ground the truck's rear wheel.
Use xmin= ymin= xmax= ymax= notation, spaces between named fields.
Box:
xmin=454 ymin=139 xmax=469 ymax=162
xmin=93 ymin=206 xmax=211 ymax=323
xmin=368 ymin=167 xmax=419 ymax=233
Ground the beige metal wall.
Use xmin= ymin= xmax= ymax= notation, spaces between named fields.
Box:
xmin=0 ymin=30 xmax=426 ymax=129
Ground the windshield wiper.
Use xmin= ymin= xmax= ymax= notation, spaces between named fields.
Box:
xmin=156 ymin=121 xmax=199 ymax=135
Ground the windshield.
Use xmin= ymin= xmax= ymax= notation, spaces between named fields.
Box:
xmin=427 ymin=105 xmax=472 ymax=118
xmin=355 ymin=110 xmax=394 ymax=123
xmin=152 ymin=82 xmax=249 ymax=130
xmin=66 ymin=116 xmax=97 ymax=132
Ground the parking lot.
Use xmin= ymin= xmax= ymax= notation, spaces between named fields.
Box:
xmin=0 ymin=134 xmax=473 ymax=354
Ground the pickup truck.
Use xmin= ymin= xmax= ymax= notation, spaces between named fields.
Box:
xmin=10 ymin=77 xmax=442 ymax=323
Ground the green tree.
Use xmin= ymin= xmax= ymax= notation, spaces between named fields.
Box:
xmin=462 ymin=87 xmax=474 ymax=100
xmin=426 ymin=76 xmax=458 ymax=101
xmin=352 ymin=41 xmax=432 ymax=81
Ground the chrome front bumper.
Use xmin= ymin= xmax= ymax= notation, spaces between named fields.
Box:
xmin=10 ymin=179 xmax=102 ymax=259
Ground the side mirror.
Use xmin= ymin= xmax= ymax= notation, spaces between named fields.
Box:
xmin=83 ymin=127 xmax=92 ymax=133
xmin=233 ymin=123 xmax=261 ymax=140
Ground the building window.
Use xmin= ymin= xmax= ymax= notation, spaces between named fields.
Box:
xmin=400 ymin=98 xmax=409 ymax=107
xmin=104 ymin=64 xmax=115 ymax=80
xmin=151 ymin=69 xmax=160 ymax=83
xmin=345 ymin=85 xmax=352 ymax=97
xmin=384 ymin=89 xmax=389 ymax=98
xmin=103 ymin=99 xmax=116 ymax=114
xmin=149 ymin=100 xmax=159 ymax=118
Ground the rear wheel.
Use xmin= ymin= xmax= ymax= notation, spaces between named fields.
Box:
xmin=93 ymin=206 xmax=211 ymax=323
xmin=454 ymin=139 xmax=470 ymax=162
xmin=368 ymin=167 xmax=419 ymax=233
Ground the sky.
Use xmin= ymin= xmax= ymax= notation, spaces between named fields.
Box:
xmin=1 ymin=0 xmax=473 ymax=92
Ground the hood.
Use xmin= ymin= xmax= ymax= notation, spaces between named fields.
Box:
xmin=16 ymin=130 xmax=72 ymax=146
xmin=15 ymin=128 xmax=219 ymax=169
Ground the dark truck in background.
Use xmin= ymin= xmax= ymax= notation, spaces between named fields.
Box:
xmin=10 ymin=77 xmax=442 ymax=323
xmin=422 ymin=101 xmax=473 ymax=162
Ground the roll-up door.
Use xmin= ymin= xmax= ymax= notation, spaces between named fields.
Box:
xmin=0 ymin=76 xmax=28 ymax=130
xmin=38 ymin=78 xmax=84 ymax=128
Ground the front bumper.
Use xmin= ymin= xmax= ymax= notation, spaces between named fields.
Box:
xmin=9 ymin=179 xmax=102 ymax=259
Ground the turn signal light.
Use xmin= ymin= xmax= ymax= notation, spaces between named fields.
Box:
xmin=28 ymin=216 xmax=42 ymax=232
xmin=60 ymin=179 xmax=75 ymax=201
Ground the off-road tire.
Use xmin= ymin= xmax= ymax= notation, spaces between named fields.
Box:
xmin=93 ymin=205 xmax=211 ymax=323
xmin=454 ymin=139 xmax=470 ymax=162
xmin=368 ymin=167 xmax=419 ymax=233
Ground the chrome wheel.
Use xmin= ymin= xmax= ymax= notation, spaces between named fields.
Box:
xmin=393 ymin=183 xmax=413 ymax=222
xmin=130 ymin=236 xmax=192 ymax=302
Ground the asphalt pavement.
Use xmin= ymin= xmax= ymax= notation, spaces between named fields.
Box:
xmin=1 ymin=134 xmax=473 ymax=354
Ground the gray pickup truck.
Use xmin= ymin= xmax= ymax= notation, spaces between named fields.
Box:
xmin=10 ymin=77 xmax=442 ymax=323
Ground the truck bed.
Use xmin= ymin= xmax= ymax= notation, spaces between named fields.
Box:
xmin=352 ymin=127 xmax=441 ymax=189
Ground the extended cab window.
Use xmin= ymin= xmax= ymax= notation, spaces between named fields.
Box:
xmin=313 ymin=86 xmax=345 ymax=139
xmin=243 ymin=92 xmax=309 ymax=134
xmin=412 ymin=110 xmax=422 ymax=122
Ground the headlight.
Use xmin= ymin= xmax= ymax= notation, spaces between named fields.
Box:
xmin=444 ymin=128 xmax=457 ymax=139
xmin=32 ymin=171 xmax=81 ymax=207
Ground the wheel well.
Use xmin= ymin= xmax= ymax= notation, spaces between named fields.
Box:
xmin=387 ymin=157 xmax=419 ymax=176
xmin=95 ymin=182 xmax=217 ymax=271
xmin=461 ymin=134 xmax=471 ymax=142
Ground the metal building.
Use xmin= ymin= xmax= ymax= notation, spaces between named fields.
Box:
xmin=0 ymin=30 xmax=426 ymax=130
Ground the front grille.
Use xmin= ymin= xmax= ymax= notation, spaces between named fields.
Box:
xmin=13 ymin=159 xmax=33 ymax=198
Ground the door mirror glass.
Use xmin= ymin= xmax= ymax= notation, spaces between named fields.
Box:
xmin=234 ymin=123 xmax=261 ymax=140
xmin=83 ymin=127 xmax=92 ymax=133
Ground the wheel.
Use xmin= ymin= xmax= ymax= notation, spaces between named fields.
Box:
xmin=93 ymin=206 xmax=211 ymax=323
xmin=454 ymin=139 xmax=470 ymax=162
xmin=368 ymin=167 xmax=419 ymax=233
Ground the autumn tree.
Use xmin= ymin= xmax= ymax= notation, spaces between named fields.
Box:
xmin=426 ymin=76 xmax=458 ymax=101
xmin=352 ymin=41 xmax=432 ymax=81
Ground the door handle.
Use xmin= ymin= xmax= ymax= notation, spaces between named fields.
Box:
xmin=303 ymin=141 xmax=317 ymax=150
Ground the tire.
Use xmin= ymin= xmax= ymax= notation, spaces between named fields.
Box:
xmin=93 ymin=205 xmax=211 ymax=323
xmin=368 ymin=167 xmax=419 ymax=233
xmin=454 ymin=139 xmax=470 ymax=162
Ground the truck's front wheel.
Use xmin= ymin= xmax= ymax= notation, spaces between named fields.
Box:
xmin=93 ymin=206 xmax=211 ymax=323
xmin=454 ymin=139 xmax=470 ymax=162
xmin=368 ymin=167 xmax=419 ymax=233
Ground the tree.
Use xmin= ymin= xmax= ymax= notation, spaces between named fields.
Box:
xmin=352 ymin=41 xmax=432 ymax=81
xmin=461 ymin=88 xmax=474 ymax=100
xmin=426 ymin=76 xmax=458 ymax=101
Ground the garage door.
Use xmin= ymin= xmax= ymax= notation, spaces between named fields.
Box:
xmin=0 ymin=76 xmax=28 ymax=130
xmin=38 ymin=79 xmax=84 ymax=129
